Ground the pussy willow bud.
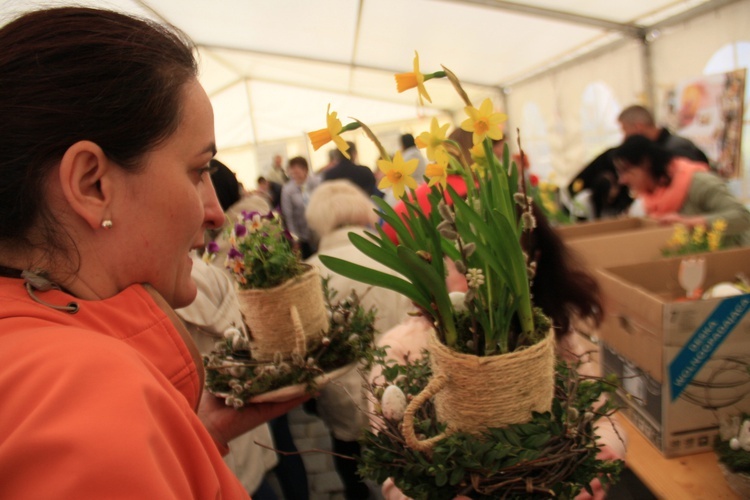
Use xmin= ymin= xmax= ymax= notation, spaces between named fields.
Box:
xmin=462 ymin=242 xmax=476 ymax=258
xmin=439 ymin=228 xmax=458 ymax=240
xmin=513 ymin=192 xmax=527 ymax=205
xmin=522 ymin=211 xmax=537 ymax=230
xmin=454 ymin=260 xmax=467 ymax=274
xmin=437 ymin=220 xmax=454 ymax=233
xmin=437 ymin=200 xmax=454 ymax=222
xmin=416 ymin=250 xmax=432 ymax=262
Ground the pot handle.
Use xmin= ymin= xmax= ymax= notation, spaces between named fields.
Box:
xmin=289 ymin=305 xmax=307 ymax=356
xmin=401 ymin=374 xmax=450 ymax=454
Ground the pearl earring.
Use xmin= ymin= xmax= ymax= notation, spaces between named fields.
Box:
xmin=101 ymin=219 xmax=113 ymax=229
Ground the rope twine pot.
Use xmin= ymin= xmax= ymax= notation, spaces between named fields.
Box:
xmin=236 ymin=264 xmax=329 ymax=362
xmin=403 ymin=328 xmax=555 ymax=453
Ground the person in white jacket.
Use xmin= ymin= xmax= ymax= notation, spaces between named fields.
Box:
xmin=305 ymin=179 xmax=415 ymax=499
xmin=177 ymin=256 xmax=280 ymax=497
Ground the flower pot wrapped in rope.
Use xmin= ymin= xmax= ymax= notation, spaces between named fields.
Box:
xmin=221 ymin=211 xmax=328 ymax=362
xmin=402 ymin=328 xmax=555 ymax=453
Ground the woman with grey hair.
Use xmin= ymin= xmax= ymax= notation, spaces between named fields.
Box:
xmin=305 ymin=180 xmax=413 ymax=499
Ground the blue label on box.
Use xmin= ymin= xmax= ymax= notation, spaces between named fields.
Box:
xmin=669 ymin=294 xmax=750 ymax=401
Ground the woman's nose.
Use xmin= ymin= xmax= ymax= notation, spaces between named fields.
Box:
xmin=202 ymin=181 xmax=226 ymax=230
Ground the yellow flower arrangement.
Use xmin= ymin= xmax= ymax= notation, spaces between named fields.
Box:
xmin=310 ymin=55 xmax=539 ymax=354
xmin=662 ymin=219 xmax=728 ymax=256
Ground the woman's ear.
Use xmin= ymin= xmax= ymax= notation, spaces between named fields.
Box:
xmin=58 ymin=140 xmax=114 ymax=230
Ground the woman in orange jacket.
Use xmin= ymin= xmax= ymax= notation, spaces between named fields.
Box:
xmin=0 ymin=7 xmax=303 ymax=498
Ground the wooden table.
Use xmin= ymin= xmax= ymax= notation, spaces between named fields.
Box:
xmin=619 ymin=415 xmax=739 ymax=499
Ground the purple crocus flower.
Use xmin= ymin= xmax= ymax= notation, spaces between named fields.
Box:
xmin=242 ymin=210 xmax=261 ymax=221
xmin=206 ymin=241 xmax=220 ymax=254
xmin=234 ymin=223 xmax=248 ymax=237
xmin=228 ymin=248 xmax=243 ymax=259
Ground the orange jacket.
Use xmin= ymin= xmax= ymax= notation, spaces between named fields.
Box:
xmin=0 ymin=277 xmax=248 ymax=499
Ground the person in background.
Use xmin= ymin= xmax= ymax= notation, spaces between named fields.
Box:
xmin=266 ymin=153 xmax=289 ymax=186
xmin=255 ymin=175 xmax=283 ymax=210
xmin=305 ymin=180 xmax=415 ymax=499
xmin=400 ymin=133 xmax=427 ymax=183
xmin=323 ymin=141 xmax=380 ymax=197
xmin=568 ymin=104 xmax=710 ymax=220
xmin=207 ymin=160 xmax=311 ymax=500
xmin=280 ymin=156 xmax=320 ymax=259
xmin=0 ymin=7 xmax=304 ymax=498
xmin=613 ymin=134 xmax=750 ymax=246
xmin=177 ymin=257 xmax=280 ymax=499
xmin=618 ymin=105 xmax=709 ymax=164
xmin=208 ymin=159 xmax=271 ymax=266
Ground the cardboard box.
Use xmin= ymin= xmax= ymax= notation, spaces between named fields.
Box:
xmin=555 ymin=217 xmax=659 ymax=241
xmin=596 ymin=248 xmax=750 ymax=457
xmin=565 ymin=227 xmax=674 ymax=271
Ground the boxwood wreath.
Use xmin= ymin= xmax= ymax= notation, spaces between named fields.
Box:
xmin=360 ymin=349 xmax=624 ymax=499
xmin=204 ymin=279 xmax=377 ymax=407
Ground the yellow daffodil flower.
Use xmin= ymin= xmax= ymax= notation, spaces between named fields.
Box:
xmin=395 ymin=51 xmax=432 ymax=105
xmin=307 ymin=104 xmax=350 ymax=159
xmin=377 ymin=151 xmax=418 ymax=199
xmin=707 ymin=231 xmax=722 ymax=251
xmin=692 ymin=224 xmax=706 ymax=245
xmin=711 ymin=218 xmax=728 ymax=233
xmin=669 ymin=224 xmax=689 ymax=247
xmin=461 ymin=98 xmax=507 ymax=145
xmin=415 ymin=117 xmax=450 ymax=164
xmin=425 ymin=162 xmax=448 ymax=189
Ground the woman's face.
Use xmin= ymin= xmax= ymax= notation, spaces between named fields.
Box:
xmin=615 ymin=159 xmax=657 ymax=196
xmin=113 ymin=79 xmax=224 ymax=308
xmin=288 ymin=164 xmax=308 ymax=185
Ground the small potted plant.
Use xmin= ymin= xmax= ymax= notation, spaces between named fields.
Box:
xmin=306 ymin=53 xmax=623 ymax=497
xmin=222 ymin=210 xmax=329 ymax=362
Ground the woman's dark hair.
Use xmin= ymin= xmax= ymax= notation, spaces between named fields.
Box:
xmin=0 ymin=7 xmax=197 ymax=251
xmin=613 ymin=134 xmax=673 ymax=185
xmin=209 ymin=160 xmax=241 ymax=212
xmin=525 ymin=204 xmax=603 ymax=338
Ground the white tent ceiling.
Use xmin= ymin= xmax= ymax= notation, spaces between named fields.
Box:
xmin=0 ymin=0 xmax=735 ymax=153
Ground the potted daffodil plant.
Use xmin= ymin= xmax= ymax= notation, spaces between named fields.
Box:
xmin=306 ymin=52 xmax=622 ymax=498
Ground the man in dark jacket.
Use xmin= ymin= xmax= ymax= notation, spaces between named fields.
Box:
xmin=322 ymin=141 xmax=381 ymax=197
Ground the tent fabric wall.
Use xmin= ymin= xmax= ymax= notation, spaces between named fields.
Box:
xmin=507 ymin=0 xmax=750 ymax=191
xmin=1 ymin=0 xmax=748 ymax=193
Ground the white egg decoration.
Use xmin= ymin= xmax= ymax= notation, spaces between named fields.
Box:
xmin=702 ymin=282 xmax=744 ymax=299
xmin=381 ymin=385 xmax=407 ymax=421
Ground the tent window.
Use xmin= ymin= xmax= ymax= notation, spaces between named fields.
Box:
xmin=580 ymin=82 xmax=622 ymax=161
xmin=521 ymin=102 xmax=552 ymax=180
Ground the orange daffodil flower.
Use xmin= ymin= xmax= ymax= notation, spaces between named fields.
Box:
xmin=307 ymin=104 xmax=351 ymax=159
xmin=395 ymin=51 xmax=432 ymax=105
xmin=461 ymin=98 xmax=507 ymax=145
xmin=377 ymin=151 xmax=418 ymax=199
xmin=416 ymin=117 xmax=450 ymax=165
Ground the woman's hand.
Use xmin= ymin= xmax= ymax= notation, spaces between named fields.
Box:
xmin=197 ymin=390 xmax=309 ymax=448
xmin=381 ymin=478 xmax=470 ymax=500
xmin=574 ymin=445 xmax=623 ymax=500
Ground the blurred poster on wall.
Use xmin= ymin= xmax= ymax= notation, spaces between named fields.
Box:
xmin=663 ymin=69 xmax=745 ymax=179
